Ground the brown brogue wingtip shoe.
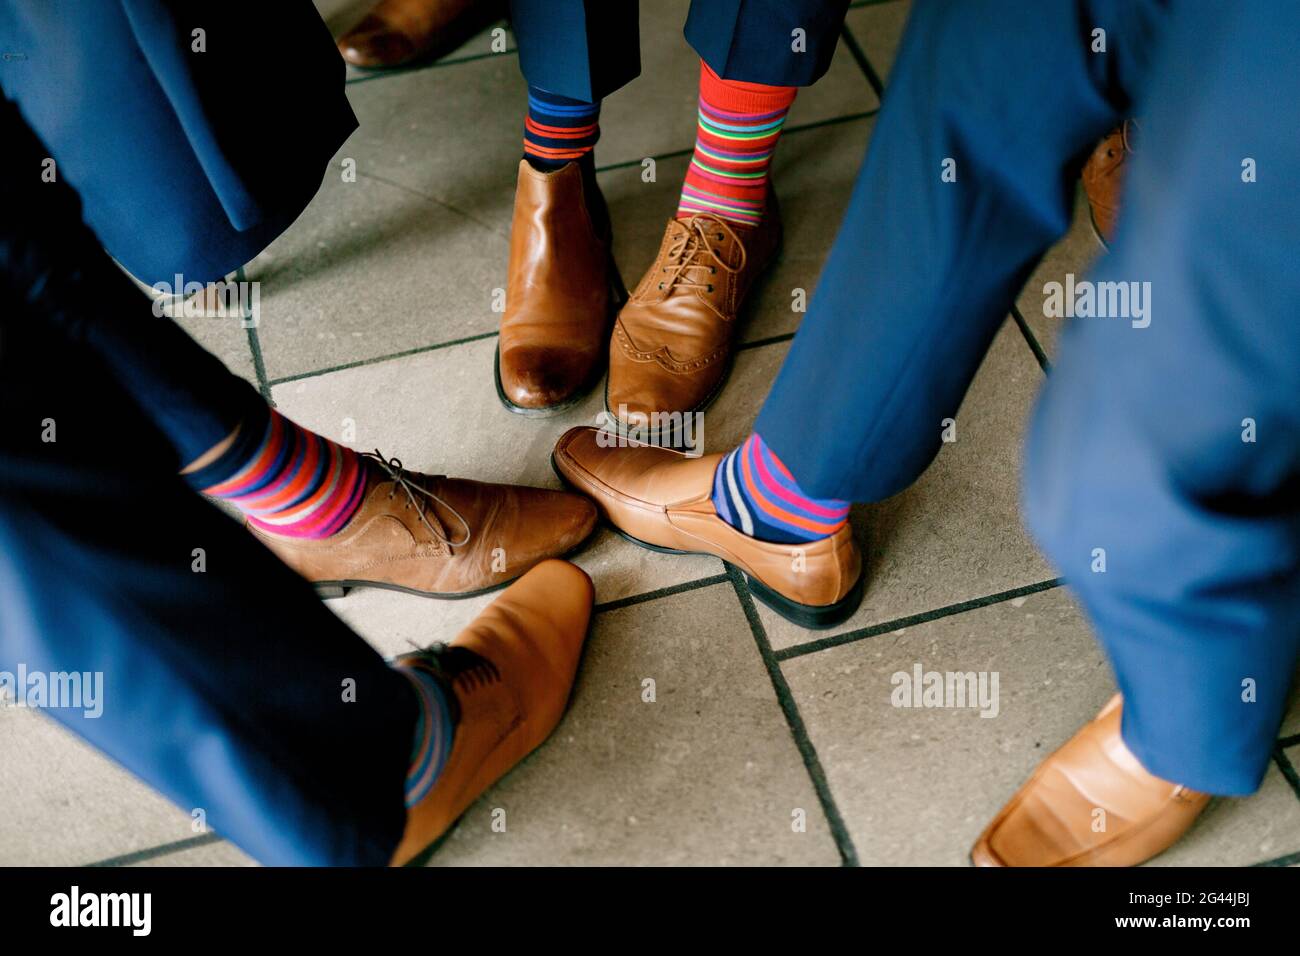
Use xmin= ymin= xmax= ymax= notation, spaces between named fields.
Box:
xmin=391 ymin=559 xmax=593 ymax=866
xmin=250 ymin=454 xmax=598 ymax=600
xmin=337 ymin=0 xmax=503 ymax=70
xmin=971 ymin=694 xmax=1211 ymax=867
xmin=497 ymin=160 xmax=619 ymax=416
xmin=1081 ymin=120 xmax=1138 ymax=248
xmin=606 ymin=199 xmax=783 ymax=432
xmin=552 ymin=425 xmax=864 ymax=630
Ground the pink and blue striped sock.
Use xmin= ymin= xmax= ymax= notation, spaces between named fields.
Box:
xmin=711 ymin=433 xmax=849 ymax=544
xmin=196 ymin=408 xmax=368 ymax=538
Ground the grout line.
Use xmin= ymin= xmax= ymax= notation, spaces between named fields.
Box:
xmin=85 ymin=832 xmax=224 ymax=868
xmin=738 ymin=332 xmax=795 ymax=352
xmin=593 ymin=109 xmax=879 ymax=174
xmin=1272 ymin=744 xmax=1300 ymax=803
xmin=594 ymin=574 xmax=728 ymax=615
xmin=1010 ymin=303 xmax=1051 ymax=372
xmin=266 ymin=330 xmax=500 ymax=387
xmin=1276 ymin=732 xmax=1300 ymax=749
xmin=1253 ymin=848 xmax=1300 ymax=867
xmin=254 ymin=104 xmax=878 ymax=390
xmin=775 ymin=578 xmax=1065 ymax=662
xmin=837 ymin=23 xmax=885 ymax=100
xmin=724 ymin=564 xmax=861 ymax=866
xmin=237 ymin=266 xmax=274 ymax=406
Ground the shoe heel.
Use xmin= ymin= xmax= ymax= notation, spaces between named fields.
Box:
xmin=743 ymin=570 xmax=864 ymax=631
xmin=315 ymin=583 xmax=349 ymax=600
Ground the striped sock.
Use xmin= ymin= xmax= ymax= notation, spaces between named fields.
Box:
xmin=399 ymin=664 xmax=457 ymax=808
xmin=677 ymin=62 xmax=797 ymax=226
xmin=523 ymin=86 xmax=601 ymax=170
xmin=195 ymin=407 xmax=368 ymax=539
xmin=711 ymin=433 xmax=849 ymax=544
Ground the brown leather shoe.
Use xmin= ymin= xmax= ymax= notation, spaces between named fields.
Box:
xmin=606 ymin=198 xmax=781 ymax=434
xmin=552 ymin=425 xmax=862 ymax=629
xmin=1081 ymin=120 xmax=1138 ymax=248
xmin=337 ymin=0 xmax=504 ymax=70
xmin=971 ymin=694 xmax=1210 ymax=867
xmin=249 ymin=452 xmax=596 ymax=598
xmin=495 ymin=160 xmax=622 ymax=415
xmin=390 ymin=559 xmax=593 ymax=865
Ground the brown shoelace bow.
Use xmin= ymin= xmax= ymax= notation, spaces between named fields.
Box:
xmin=656 ymin=215 xmax=747 ymax=295
xmin=362 ymin=450 xmax=472 ymax=547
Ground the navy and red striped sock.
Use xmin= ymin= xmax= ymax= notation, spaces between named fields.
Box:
xmin=523 ymin=86 xmax=601 ymax=171
xmin=711 ymin=433 xmax=849 ymax=544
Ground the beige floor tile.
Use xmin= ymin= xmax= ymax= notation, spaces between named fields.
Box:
xmin=426 ymin=584 xmax=842 ymax=865
xmin=844 ymin=0 xmax=913 ymax=85
xmin=752 ymin=321 xmax=1055 ymax=652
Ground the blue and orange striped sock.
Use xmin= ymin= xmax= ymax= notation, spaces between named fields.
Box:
xmin=711 ymin=433 xmax=849 ymax=544
xmin=398 ymin=663 xmax=457 ymax=808
xmin=523 ymin=86 xmax=600 ymax=171
xmin=677 ymin=62 xmax=797 ymax=226
xmin=189 ymin=406 xmax=368 ymax=539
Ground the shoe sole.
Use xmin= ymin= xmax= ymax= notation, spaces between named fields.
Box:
xmin=549 ymin=451 xmax=864 ymax=630
xmin=312 ymin=527 xmax=599 ymax=601
xmin=494 ymin=254 xmax=628 ymax=418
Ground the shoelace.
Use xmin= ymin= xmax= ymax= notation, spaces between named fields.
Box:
xmin=657 ymin=215 xmax=747 ymax=295
xmin=362 ymin=450 xmax=472 ymax=547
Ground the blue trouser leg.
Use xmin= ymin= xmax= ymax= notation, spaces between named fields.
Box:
xmin=685 ymin=0 xmax=851 ymax=86
xmin=0 ymin=324 xmax=417 ymax=867
xmin=1 ymin=99 xmax=417 ymax=865
xmin=510 ymin=0 xmax=641 ymax=101
xmin=2 ymin=93 xmax=260 ymax=468
xmin=1024 ymin=6 xmax=1300 ymax=796
xmin=756 ymin=0 xmax=1162 ymax=500
xmin=510 ymin=0 xmax=851 ymax=101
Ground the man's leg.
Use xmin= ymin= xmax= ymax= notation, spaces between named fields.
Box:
xmin=0 ymin=327 xmax=417 ymax=866
xmin=495 ymin=1 xmax=639 ymax=413
xmin=605 ymin=0 xmax=850 ymax=431
xmin=1023 ymin=5 xmax=1300 ymax=797
xmin=755 ymin=0 xmax=1164 ymax=501
xmin=555 ymin=0 xmax=1159 ymax=629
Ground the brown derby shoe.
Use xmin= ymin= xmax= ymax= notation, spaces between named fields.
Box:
xmin=391 ymin=559 xmax=594 ymax=866
xmin=606 ymin=196 xmax=781 ymax=433
xmin=552 ymin=425 xmax=862 ymax=629
xmin=337 ymin=0 xmax=504 ymax=71
xmin=496 ymin=160 xmax=623 ymax=415
xmin=249 ymin=451 xmax=597 ymax=599
xmin=971 ymin=694 xmax=1210 ymax=867
xmin=1081 ymin=120 xmax=1138 ymax=248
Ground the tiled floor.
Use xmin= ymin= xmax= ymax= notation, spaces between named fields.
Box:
xmin=5 ymin=0 xmax=1298 ymax=868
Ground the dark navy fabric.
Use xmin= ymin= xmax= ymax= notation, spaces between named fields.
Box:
xmin=0 ymin=96 xmax=415 ymax=866
xmin=756 ymin=0 xmax=1299 ymax=795
xmin=511 ymin=0 xmax=849 ymax=101
xmin=0 ymin=0 xmax=356 ymax=286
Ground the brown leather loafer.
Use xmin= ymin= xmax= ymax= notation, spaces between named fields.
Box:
xmin=249 ymin=452 xmax=596 ymax=598
xmin=1081 ymin=120 xmax=1138 ymax=248
xmin=337 ymin=0 xmax=504 ymax=70
xmin=390 ymin=559 xmax=594 ymax=866
xmin=496 ymin=160 xmax=623 ymax=415
xmin=606 ymin=196 xmax=781 ymax=434
xmin=971 ymin=694 xmax=1210 ymax=867
xmin=552 ymin=425 xmax=862 ymax=629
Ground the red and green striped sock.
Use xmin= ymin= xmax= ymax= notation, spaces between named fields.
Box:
xmin=677 ymin=62 xmax=797 ymax=226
